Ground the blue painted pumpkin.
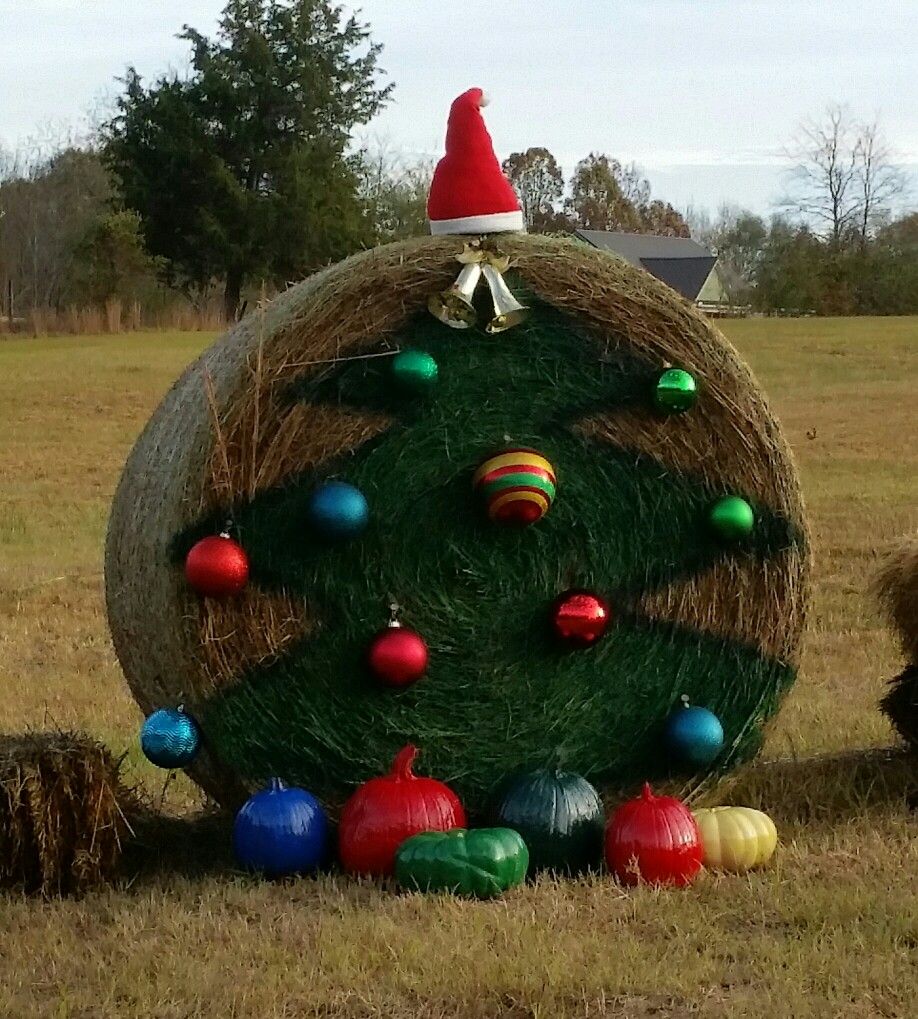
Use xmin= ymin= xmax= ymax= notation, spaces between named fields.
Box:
xmin=140 ymin=706 xmax=201 ymax=768
xmin=233 ymin=778 xmax=329 ymax=877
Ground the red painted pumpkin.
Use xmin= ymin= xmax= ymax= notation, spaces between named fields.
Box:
xmin=604 ymin=783 xmax=702 ymax=887
xmin=338 ymin=745 xmax=466 ymax=876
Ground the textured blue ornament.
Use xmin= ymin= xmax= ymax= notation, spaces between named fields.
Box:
xmin=234 ymin=778 xmax=329 ymax=877
xmin=664 ymin=701 xmax=725 ymax=767
xmin=307 ymin=481 xmax=369 ymax=541
xmin=141 ymin=707 xmax=201 ymax=768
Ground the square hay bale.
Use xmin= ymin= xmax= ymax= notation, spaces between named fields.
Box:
xmin=0 ymin=732 xmax=134 ymax=896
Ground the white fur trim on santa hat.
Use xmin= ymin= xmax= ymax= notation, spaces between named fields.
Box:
xmin=429 ymin=209 xmax=525 ymax=235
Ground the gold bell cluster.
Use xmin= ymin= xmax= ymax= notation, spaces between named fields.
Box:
xmin=429 ymin=241 xmax=528 ymax=334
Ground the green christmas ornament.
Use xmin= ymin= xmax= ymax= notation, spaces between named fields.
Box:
xmin=391 ymin=349 xmax=439 ymax=394
xmin=654 ymin=367 xmax=698 ymax=414
xmin=395 ymin=827 xmax=529 ymax=898
xmin=709 ymin=495 xmax=755 ymax=541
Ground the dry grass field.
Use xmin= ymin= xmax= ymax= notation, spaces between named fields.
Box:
xmin=0 ymin=317 xmax=916 ymax=1018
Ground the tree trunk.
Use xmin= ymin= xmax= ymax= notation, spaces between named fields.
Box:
xmin=224 ymin=270 xmax=243 ymax=323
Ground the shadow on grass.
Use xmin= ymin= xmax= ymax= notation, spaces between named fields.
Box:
xmin=707 ymin=746 xmax=918 ymax=822
xmin=120 ymin=807 xmax=236 ymax=881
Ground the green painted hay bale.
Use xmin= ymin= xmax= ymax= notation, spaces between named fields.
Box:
xmin=105 ymin=234 xmax=810 ymax=811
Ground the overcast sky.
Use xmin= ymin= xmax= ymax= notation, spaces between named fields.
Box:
xmin=1 ymin=0 xmax=916 ymax=215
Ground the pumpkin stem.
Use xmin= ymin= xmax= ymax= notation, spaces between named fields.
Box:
xmin=391 ymin=744 xmax=418 ymax=780
xmin=641 ymin=782 xmax=654 ymax=802
xmin=268 ymin=777 xmax=286 ymax=793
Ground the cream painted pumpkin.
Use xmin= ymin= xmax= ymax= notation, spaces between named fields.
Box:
xmin=693 ymin=806 xmax=778 ymax=872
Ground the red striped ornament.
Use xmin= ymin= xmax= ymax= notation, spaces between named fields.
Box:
xmin=473 ymin=449 xmax=557 ymax=526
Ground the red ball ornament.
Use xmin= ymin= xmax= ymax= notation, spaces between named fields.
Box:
xmin=604 ymin=783 xmax=702 ymax=887
xmin=184 ymin=534 xmax=249 ymax=598
xmin=367 ymin=621 xmax=429 ymax=688
xmin=551 ymin=589 xmax=611 ymax=648
xmin=338 ymin=744 xmax=466 ymax=876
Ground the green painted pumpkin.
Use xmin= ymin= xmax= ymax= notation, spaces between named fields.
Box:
xmin=493 ymin=768 xmax=605 ymax=874
xmin=395 ymin=828 xmax=528 ymax=898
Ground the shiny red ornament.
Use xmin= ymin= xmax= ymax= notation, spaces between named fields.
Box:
xmin=338 ymin=745 xmax=466 ymax=876
xmin=604 ymin=783 xmax=702 ymax=887
xmin=367 ymin=623 xmax=429 ymax=688
xmin=551 ymin=589 xmax=611 ymax=648
xmin=184 ymin=534 xmax=249 ymax=598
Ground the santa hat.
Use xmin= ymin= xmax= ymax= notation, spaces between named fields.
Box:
xmin=428 ymin=88 xmax=524 ymax=235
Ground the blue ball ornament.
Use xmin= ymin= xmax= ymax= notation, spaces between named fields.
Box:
xmin=140 ymin=707 xmax=201 ymax=768
xmin=664 ymin=698 xmax=725 ymax=768
xmin=233 ymin=778 xmax=329 ymax=877
xmin=307 ymin=481 xmax=369 ymax=541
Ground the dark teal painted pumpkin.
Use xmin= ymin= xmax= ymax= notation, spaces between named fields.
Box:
xmin=493 ymin=768 xmax=605 ymax=874
xmin=395 ymin=828 xmax=528 ymax=898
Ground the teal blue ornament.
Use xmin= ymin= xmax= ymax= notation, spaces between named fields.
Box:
xmin=391 ymin=349 xmax=439 ymax=394
xmin=665 ymin=697 xmax=724 ymax=768
xmin=654 ymin=367 xmax=698 ymax=414
xmin=307 ymin=481 xmax=369 ymax=541
xmin=708 ymin=495 xmax=755 ymax=541
xmin=141 ymin=706 xmax=201 ymax=768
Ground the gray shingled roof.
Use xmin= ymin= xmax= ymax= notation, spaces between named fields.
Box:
xmin=574 ymin=230 xmax=717 ymax=301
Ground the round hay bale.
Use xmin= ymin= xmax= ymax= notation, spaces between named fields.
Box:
xmin=105 ymin=234 xmax=810 ymax=811
xmin=872 ymin=533 xmax=918 ymax=749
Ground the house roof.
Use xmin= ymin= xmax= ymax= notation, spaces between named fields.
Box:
xmin=574 ymin=230 xmax=717 ymax=301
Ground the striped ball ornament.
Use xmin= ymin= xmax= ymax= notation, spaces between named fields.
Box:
xmin=473 ymin=448 xmax=557 ymax=526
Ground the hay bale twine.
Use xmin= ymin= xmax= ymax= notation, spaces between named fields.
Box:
xmin=105 ymin=234 xmax=810 ymax=811
xmin=873 ymin=533 xmax=918 ymax=750
xmin=0 ymin=733 xmax=133 ymax=895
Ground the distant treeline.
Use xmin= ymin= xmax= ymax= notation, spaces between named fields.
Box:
xmin=0 ymin=0 xmax=915 ymax=332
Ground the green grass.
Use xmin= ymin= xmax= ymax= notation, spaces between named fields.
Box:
xmin=1 ymin=318 xmax=917 ymax=1018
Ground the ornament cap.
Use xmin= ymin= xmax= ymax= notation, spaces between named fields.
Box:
xmin=268 ymin=777 xmax=287 ymax=793
xmin=680 ymin=694 xmax=691 ymax=709
xmin=641 ymin=782 xmax=655 ymax=802
xmin=391 ymin=744 xmax=419 ymax=780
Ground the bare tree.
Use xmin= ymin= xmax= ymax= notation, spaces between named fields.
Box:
xmin=0 ymin=145 xmax=112 ymax=310
xmin=781 ymin=104 xmax=906 ymax=247
xmin=358 ymin=140 xmax=434 ymax=242
xmin=502 ymin=147 xmax=565 ymax=232
xmin=854 ymin=119 xmax=907 ymax=245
